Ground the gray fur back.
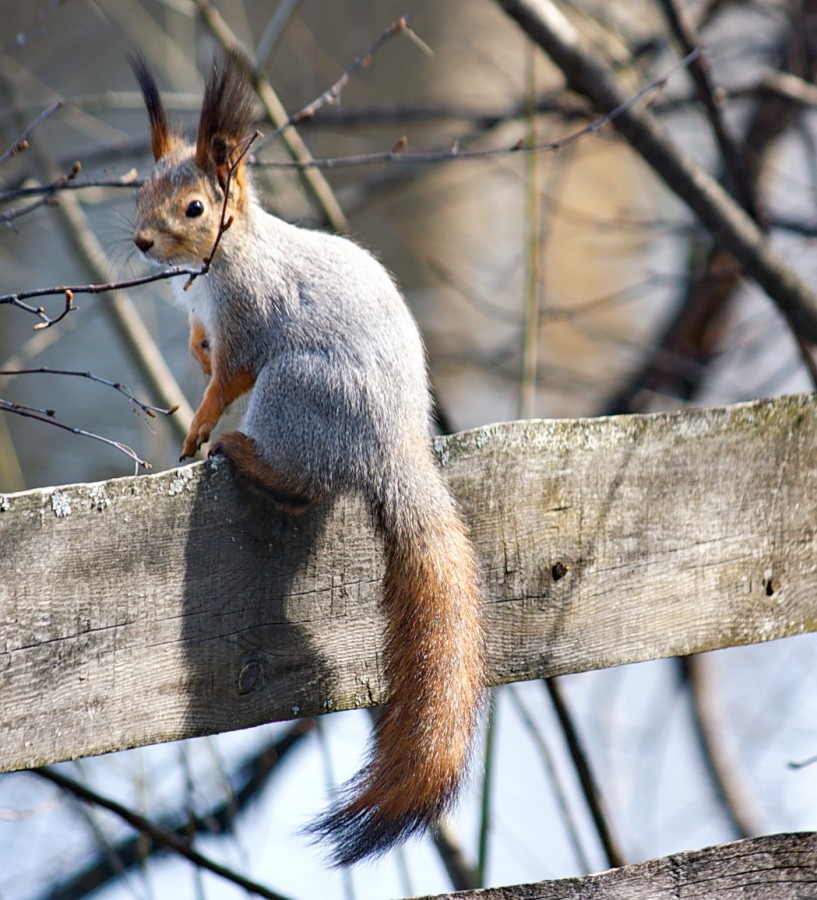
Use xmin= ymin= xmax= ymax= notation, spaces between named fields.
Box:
xmin=207 ymin=204 xmax=436 ymax=503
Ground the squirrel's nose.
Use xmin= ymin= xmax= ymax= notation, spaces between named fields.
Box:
xmin=134 ymin=233 xmax=153 ymax=253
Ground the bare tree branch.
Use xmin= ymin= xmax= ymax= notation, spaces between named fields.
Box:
xmin=256 ymin=49 xmax=701 ymax=171
xmin=0 ymin=56 xmax=195 ymax=445
xmin=495 ymin=0 xmax=817 ymax=343
xmin=1 ymin=160 xmax=83 ymax=226
xmin=657 ymin=0 xmax=759 ymax=219
xmin=432 ymin=822 xmax=479 ymax=892
xmin=789 ymin=753 xmax=817 ymax=770
xmin=33 ymin=767 xmax=293 ymax=900
xmin=0 ymin=168 xmax=140 ymax=224
xmin=0 ymin=99 xmax=62 ymax=167
xmin=603 ymin=5 xmax=817 ymax=413
xmin=505 ymin=685 xmax=592 ymax=874
xmin=680 ymin=656 xmax=764 ymax=839
xmin=0 ymin=268 xmax=202 ymax=329
xmin=0 ymin=367 xmax=179 ymax=418
xmin=0 ymin=401 xmax=151 ymax=470
xmin=256 ymin=16 xmax=419 ymax=154
xmin=182 ymin=131 xmax=261 ymax=290
xmin=43 ymin=722 xmax=315 ymax=900
xmin=544 ymin=678 xmax=625 ymax=869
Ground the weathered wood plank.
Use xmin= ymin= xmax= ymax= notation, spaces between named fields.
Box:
xmin=1 ymin=394 xmax=816 ymax=772
xmin=415 ymin=833 xmax=817 ymax=899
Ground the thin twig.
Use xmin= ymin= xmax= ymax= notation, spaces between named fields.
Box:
xmin=0 ymin=60 xmax=694 ymax=216
xmin=1 ymin=55 xmax=194 ymax=445
xmin=6 ymin=72 xmax=815 ymax=210
xmin=0 ymin=288 xmax=74 ymax=328
xmin=256 ymin=17 xmax=415 ymax=154
xmin=0 ymin=99 xmax=62 ymax=166
xmin=0 ymin=174 xmax=142 ymax=202
xmin=2 ymin=136 xmax=255 ymax=327
xmin=33 ymin=767 xmax=293 ymax=900
xmin=0 ymin=267 xmax=204 ymax=329
xmin=1 ymin=399 xmax=55 ymax=417
xmin=1 ymin=160 xmax=82 ymax=226
xmin=0 ymin=367 xmax=179 ymax=417
xmin=789 ymin=753 xmax=817 ymax=770
xmin=257 ymin=49 xmax=701 ymax=171
xmin=0 ymin=168 xmax=140 ymax=212
xmin=281 ymin=92 xmax=588 ymax=129
xmin=0 ymin=400 xmax=150 ymax=470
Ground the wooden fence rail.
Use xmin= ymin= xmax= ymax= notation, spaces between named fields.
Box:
xmin=419 ymin=833 xmax=817 ymax=899
xmin=2 ymin=392 xmax=816 ymax=897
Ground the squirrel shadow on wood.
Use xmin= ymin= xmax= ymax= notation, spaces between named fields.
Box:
xmin=180 ymin=458 xmax=350 ymax=743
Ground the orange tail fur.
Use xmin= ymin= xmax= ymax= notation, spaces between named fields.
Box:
xmin=309 ymin=481 xmax=486 ymax=865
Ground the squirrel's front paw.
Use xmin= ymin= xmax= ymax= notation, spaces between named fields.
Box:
xmin=180 ymin=421 xmax=213 ymax=461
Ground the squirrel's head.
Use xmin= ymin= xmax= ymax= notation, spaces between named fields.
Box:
xmin=130 ymin=52 xmax=257 ymax=266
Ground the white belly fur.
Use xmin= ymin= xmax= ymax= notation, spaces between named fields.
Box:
xmin=171 ymin=275 xmax=216 ymax=337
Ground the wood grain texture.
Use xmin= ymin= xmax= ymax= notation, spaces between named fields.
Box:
xmin=413 ymin=833 xmax=817 ymax=899
xmin=1 ymin=393 xmax=816 ymax=772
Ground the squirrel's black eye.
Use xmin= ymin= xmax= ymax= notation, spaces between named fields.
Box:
xmin=186 ymin=199 xmax=205 ymax=218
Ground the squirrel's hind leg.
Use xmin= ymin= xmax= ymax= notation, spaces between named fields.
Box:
xmin=210 ymin=430 xmax=319 ymax=513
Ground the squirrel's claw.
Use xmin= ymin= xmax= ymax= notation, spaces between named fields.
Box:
xmin=207 ymin=431 xmax=240 ymax=462
xmin=180 ymin=437 xmax=203 ymax=461
xmin=181 ymin=417 xmax=215 ymax=461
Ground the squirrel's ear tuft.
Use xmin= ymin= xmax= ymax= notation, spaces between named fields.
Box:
xmin=129 ymin=52 xmax=177 ymax=161
xmin=196 ymin=51 xmax=257 ymax=188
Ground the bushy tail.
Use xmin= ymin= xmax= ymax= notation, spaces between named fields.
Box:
xmin=308 ymin=468 xmax=485 ymax=866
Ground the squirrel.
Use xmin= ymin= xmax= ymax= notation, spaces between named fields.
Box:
xmin=130 ymin=53 xmax=486 ymax=866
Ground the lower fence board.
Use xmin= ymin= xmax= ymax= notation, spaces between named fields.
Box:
xmin=416 ymin=833 xmax=817 ymax=899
